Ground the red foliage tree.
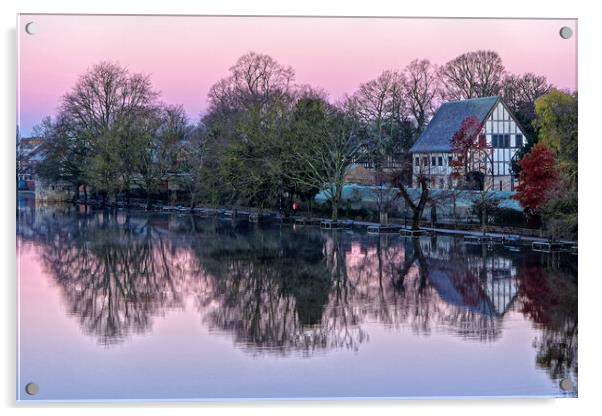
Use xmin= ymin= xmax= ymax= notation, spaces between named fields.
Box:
xmin=450 ymin=116 xmax=489 ymax=178
xmin=516 ymin=266 xmax=558 ymax=326
xmin=514 ymin=143 xmax=559 ymax=215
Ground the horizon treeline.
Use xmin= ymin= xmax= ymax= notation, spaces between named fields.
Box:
xmin=29 ymin=49 xmax=574 ymax=219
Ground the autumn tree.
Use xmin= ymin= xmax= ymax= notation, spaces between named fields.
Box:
xmin=449 ymin=116 xmax=488 ymax=183
xmin=450 ymin=116 xmax=498 ymax=234
xmin=514 ymin=143 xmax=559 ymax=226
xmin=534 ymin=90 xmax=578 ymax=190
xmin=440 ymin=50 xmax=505 ymax=100
xmin=514 ymin=143 xmax=559 ymax=213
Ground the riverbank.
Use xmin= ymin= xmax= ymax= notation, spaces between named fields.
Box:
xmin=53 ymin=196 xmax=576 ymax=246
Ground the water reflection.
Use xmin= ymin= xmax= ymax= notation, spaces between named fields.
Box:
xmin=517 ymin=260 xmax=578 ymax=390
xmin=17 ymin=198 xmax=577 ymax=391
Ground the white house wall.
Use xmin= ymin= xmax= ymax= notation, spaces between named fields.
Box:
xmin=412 ymin=100 xmax=527 ymax=191
xmin=484 ymin=101 xmax=524 ymax=178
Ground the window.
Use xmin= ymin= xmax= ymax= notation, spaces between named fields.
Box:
xmin=415 ymin=157 xmax=420 ymax=167
xmin=515 ymin=134 xmax=523 ymax=147
xmin=431 ymin=156 xmax=436 ymax=166
xmin=448 ymin=156 xmax=453 ymax=165
xmin=493 ymin=134 xmax=510 ymax=148
xmin=438 ymin=156 xmax=443 ymax=166
xmin=422 ymin=157 xmax=428 ymax=166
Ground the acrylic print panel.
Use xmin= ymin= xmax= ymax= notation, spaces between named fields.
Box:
xmin=16 ymin=14 xmax=578 ymax=402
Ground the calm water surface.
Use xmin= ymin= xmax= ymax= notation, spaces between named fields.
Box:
xmin=16 ymin=196 xmax=577 ymax=401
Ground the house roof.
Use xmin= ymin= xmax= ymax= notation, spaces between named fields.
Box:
xmin=410 ymin=96 xmax=500 ymax=153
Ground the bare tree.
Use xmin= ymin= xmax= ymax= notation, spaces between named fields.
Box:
xmin=402 ymin=59 xmax=441 ymax=137
xmin=347 ymin=71 xmax=409 ymax=223
xmin=61 ymin=61 xmax=158 ymax=137
xmin=502 ymin=73 xmax=553 ymax=114
xmin=59 ymin=61 xmax=159 ymax=204
xmin=229 ymin=51 xmax=295 ymax=102
xmin=440 ymin=50 xmax=505 ymax=100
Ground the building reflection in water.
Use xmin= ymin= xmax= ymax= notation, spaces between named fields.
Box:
xmin=17 ymin=198 xmax=577 ymax=387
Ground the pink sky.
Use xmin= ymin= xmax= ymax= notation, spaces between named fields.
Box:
xmin=17 ymin=15 xmax=577 ymax=136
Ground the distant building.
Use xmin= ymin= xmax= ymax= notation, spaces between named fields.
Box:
xmin=17 ymin=136 xmax=45 ymax=190
xmin=410 ymin=96 xmax=527 ymax=191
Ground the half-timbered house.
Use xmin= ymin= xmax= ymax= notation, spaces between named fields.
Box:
xmin=409 ymin=96 xmax=527 ymax=191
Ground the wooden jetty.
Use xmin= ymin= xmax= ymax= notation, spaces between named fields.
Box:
xmin=464 ymin=235 xmax=503 ymax=244
xmin=367 ymin=224 xmax=403 ymax=234
xmin=400 ymin=228 xmax=428 ymax=237
xmin=249 ymin=213 xmax=276 ymax=224
xmin=502 ymin=234 xmax=523 ymax=251
xmin=320 ymin=220 xmax=353 ymax=230
xmin=532 ymin=241 xmax=574 ymax=253
xmin=222 ymin=209 xmax=249 ymax=219
xmin=294 ymin=217 xmax=323 ymax=226
xmin=193 ymin=208 xmax=219 ymax=218
xmin=502 ymin=234 xmax=522 ymax=244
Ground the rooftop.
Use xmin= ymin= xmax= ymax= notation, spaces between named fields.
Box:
xmin=410 ymin=96 xmax=500 ymax=153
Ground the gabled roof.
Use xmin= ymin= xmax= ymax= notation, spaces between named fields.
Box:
xmin=410 ymin=96 xmax=500 ymax=153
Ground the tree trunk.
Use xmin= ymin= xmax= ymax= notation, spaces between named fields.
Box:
xmin=411 ymin=210 xmax=422 ymax=231
xmin=72 ymin=183 xmax=80 ymax=203
xmin=394 ymin=175 xmax=429 ymax=232
xmin=83 ymin=184 xmax=88 ymax=204
xmin=452 ymin=198 xmax=457 ymax=229
xmin=481 ymin=201 xmax=487 ymax=235
xmin=331 ymin=199 xmax=339 ymax=222
xmin=331 ymin=183 xmax=343 ymax=222
xmin=430 ymin=204 xmax=437 ymax=226
xmin=380 ymin=211 xmax=389 ymax=225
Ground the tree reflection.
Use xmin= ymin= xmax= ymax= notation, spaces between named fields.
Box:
xmin=517 ymin=258 xmax=578 ymax=388
xmin=193 ymin=227 xmax=345 ymax=356
xmin=28 ymin=207 xmax=191 ymax=345
xmin=18 ymin=196 xmax=577 ymax=390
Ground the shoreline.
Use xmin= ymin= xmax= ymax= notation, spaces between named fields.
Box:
xmin=21 ymin=193 xmax=577 ymax=246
